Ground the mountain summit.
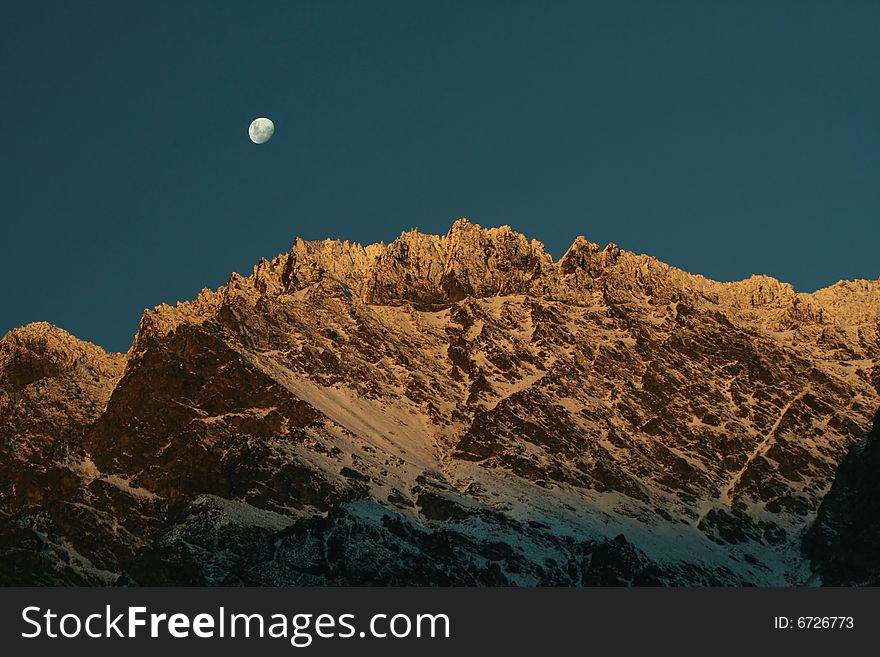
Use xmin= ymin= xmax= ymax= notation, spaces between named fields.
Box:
xmin=2 ymin=219 xmax=879 ymax=585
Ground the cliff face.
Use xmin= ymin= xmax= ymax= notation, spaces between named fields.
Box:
xmin=803 ymin=410 xmax=880 ymax=585
xmin=2 ymin=219 xmax=879 ymax=585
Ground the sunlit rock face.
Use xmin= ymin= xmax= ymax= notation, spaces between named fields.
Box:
xmin=2 ymin=219 xmax=879 ymax=585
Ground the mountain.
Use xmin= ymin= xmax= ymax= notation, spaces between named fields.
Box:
xmin=1 ymin=218 xmax=878 ymax=585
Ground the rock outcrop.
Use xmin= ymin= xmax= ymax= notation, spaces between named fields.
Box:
xmin=803 ymin=409 xmax=880 ymax=585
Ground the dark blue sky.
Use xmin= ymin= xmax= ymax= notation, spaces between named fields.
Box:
xmin=2 ymin=1 xmax=878 ymax=352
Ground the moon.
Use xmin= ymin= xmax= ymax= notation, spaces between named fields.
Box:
xmin=248 ymin=117 xmax=274 ymax=144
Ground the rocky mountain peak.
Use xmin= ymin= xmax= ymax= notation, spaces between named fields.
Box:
xmin=3 ymin=218 xmax=879 ymax=586
xmin=558 ymin=235 xmax=619 ymax=279
xmin=124 ymin=218 xmax=880 ymax=362
xmin=0 ymin=322 xmax=122 ymax=390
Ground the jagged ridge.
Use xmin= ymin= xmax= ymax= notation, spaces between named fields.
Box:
xmin=137 ymin=218 xmax=880 ymax=347
xmin=1 ymin=218 xmax=879 ymax=586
